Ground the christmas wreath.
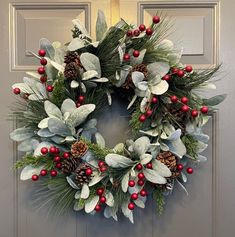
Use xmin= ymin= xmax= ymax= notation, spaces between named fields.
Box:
xmin=10 ymin=11 xmax=226 ymax=223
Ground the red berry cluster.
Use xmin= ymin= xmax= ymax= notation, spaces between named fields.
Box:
xmin=76 ymin=95 xmax=85 ymax=108
xmin=170 ymin=95 xmax=209 ymax=118
xmin=31 ymin=146 xmax=70 ymax=181
xmin=98 ymin=160 xmax=107 ymax=173
xmin=139 ymin=96 xmax=158 ymax=123
xmin=94 ymin=187 xmax=106 ymax=212
xmin=177 ymin=163 xmax=194 ymax=174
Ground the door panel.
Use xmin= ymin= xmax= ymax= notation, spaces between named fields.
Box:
xmin=0 ymin=0 xmax=235 ymax=237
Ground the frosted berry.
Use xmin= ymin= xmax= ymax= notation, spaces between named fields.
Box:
xmin=133 ymin=50 xmax=140 ymax=57
xmin=131 ymin=193 xmax=138 ymax=200
xmin=181 ymin=96 xmax=188 ymax=104
xmin=185 ymin=65 xmax=193 ymax=73
xmin=46 ymin=85 xmax=54 ymax=92
xmin=40 ymin=58 xmax=47 ymax=66
xmin=191 ymin=110 xmax=199 ymax=118
xmin=38 ymin=66 xmax=45 ymax=75
xmin=138 ymin=172 xmax=145 ymax=180
xmin=85 ymin=168 xmax=93 ymax=176
xmin=181 ymin=105 xmax=190 ymax=112
xmin=99 ymin=196 xmax=106 ymax=203
xmin=50 ymin=170 xmax=57 ymax=177
xmin=40 ymin=169 xmax=47 ymax=176
xmin=140 ymin=189 xmax=147 ymax=197
xmin=123 ymin=53 xmax=130 ymax=61
xmin=201 ymin=106 xmax=209 ymax=114
xmin=186 ymin=167 xmax=193 ymax=174
xmin=139 ymin=114 xmax=146 ymax=122
xmin=177 ymin=69 xmax=185 ymax=78
xmin=41 ymin=147 xmax=48 ymax=155
xmin=170 ymin=95 xmax=178 ymax=103
xmin=96 ymin=187 xmax=104 ymax=196
xmin=151 ymin=97 xmax=158 ymax=104
xmin=146 ymin=28 xmax=153 ymax=36
xmin=128 ymin=180 xmax=135 ymax=187
xmin=128 ymin=202 xmax=135 ymax=210
xmin=177 ymin=164 xmax=184 ymax=171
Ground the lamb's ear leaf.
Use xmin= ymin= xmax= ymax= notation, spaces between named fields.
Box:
xmin=84 ymin=196 xmax=99 ymax=213
xmin=202 ymin=94 xmax=227 ymax=106
xmin=152 ymin=159 xmax=172 ymax=177
xmin=143 ymin=169 xmax=167 ymax=184
xmin=48 ymin=118 xmax=72 ymax=136
xmin=44 ymin=100 xmax=62 ymax=119
xmin=20 ymin=165 xmax=44 ymax=180
xmin=105 ymin=154 xmax=135 ymax=168
xmin=39 ymin=38 xmax=55 ymax=59
xmin=96 ymin=10 xmax=108 ymax=41
xmin=10 ymin=127 xmax=34 ymax=142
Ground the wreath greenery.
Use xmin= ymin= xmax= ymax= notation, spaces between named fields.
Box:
xmin=10 ymin=11 xmax=226 ymax=223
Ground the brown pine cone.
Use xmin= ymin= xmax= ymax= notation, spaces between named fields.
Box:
xmin=64 ymin=62 xmax=80 ymax=80
xmin=157 ymin=151 xmax=180 ymax=179
xmin=71 ymin=141 xmax=88 ymax=158
xmin=166 ymin=106 xmax=188 ymax=133
xmin=64 ymin=52 xmax=82 ymax=68
xmin=61 ymin=157 xmax=80 ymax=174
xmin=74 ymin=163 xmax=93 ymax=188
xmin=122 ymin=63 xmax=148 ymax=90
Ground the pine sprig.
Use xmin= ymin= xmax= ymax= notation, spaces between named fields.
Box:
xmin=182 ymin=135 xmax=199 ymax=159
xmin=14 ymin=154 xmax=55 ymax=170
xmin=153 ymin=188 xmax=165 ymax=215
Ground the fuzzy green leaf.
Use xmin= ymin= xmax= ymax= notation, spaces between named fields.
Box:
xmin=96 ymin=10 xmax=108 ymax=41
xmin=203 ymin=94 xmax=227 ymax=106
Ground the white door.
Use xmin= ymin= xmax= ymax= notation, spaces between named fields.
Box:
xmin=0 ymin=0 xmax=234 ymax=236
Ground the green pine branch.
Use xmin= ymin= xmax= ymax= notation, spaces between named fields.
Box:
xmin=153 ymin=188 xmax=165 ymax=216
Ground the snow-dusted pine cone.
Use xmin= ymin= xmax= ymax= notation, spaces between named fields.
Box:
xmin=64 ymin=62 xmax=80 ymax=80
xmin=71 ymin=141 xmax=88 ymax=158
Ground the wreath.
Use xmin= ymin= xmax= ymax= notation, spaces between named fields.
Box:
xmin=10 ymin=11 xmax=226 ymax=223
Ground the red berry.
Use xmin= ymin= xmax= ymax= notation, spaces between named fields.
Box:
xmin=40 ymin=76 xmax=47 ymax=83
xmin=128 ymin=202 xmax=135 ymax=210
xmin=177 ymin=164 xmax=184 ymax=171
xmin=126 ymin=30 xmax=133 ymax=37
xmin=140 ymin=189 xmax=147 ymax=197
xmin=153 ymin=16 xmax=160 ymax=24
xmin=181 ymin=105 xmax=190 ymax=112
xmin=146 ymin=162 xmax=152 ymax=169
xmin=133 ymin=29 xmax=140 ymax=36
xmin=40 ymin=58 xmax=47 ymax=66
xmin=53 ymin=156 xmax=61 ymax=162
xmin=55 ymin=148 xmax=60 ymax=154
xmin=128 ymin=180 xmax=135 ymax=187
xmin=49 ymin=146 xmax=57 ymax=154
xmin=201 ymin=106 xmax=209 ymax=114
xmin=123 ymin=53 xmax=130 ymax=61
xmin=146 ymin=28 xmax=153 ymax=36
xmin=131 ymin=193 xmax=138 ymax=200
xmin=96 ymin=187 xmax=104 ymax=196
xmin=177 ymin=69 xmax=185 ymax=78
xmin=137 ymin=179 xmax=144 ymax=186
xmin=133 ymin=50 xmax=140 ymax=57
xmin=171 ymin=68 xmax=179 ymax=74
xmin=100 ymin=166 xmax=107 ymax=172
xmin=40 ymin=169 xmax=47 ymax=176
xmin=138 ymin=172 xmax=145 ymax=180
xmin=76 ymin=103 xmax=81 ymax=108
xmin=13 ymin=88 xmax=21 ymax=94
xmin=186 ymin=167 xmax=194 ymax=174
xmin=98 ymin=161 xmax=105 ymax=168
xmin=78 ymin=95 xmax=85 ymax=103
xmin=145 ymin=109 xmax=153 ymax=117
xmin=139 ymin=114 xmax=146 ymax=122
xmin=38 ymin=66 xmax=45 ymax=75
xmin=62 ymin=152 xmax=70 ymax=159
xmin=46 ymin=85 xmax=54 ymax=92
xmin=136 ymin=163 xmax=143 ymax=171
xmin=139 ymin=24 xmax=146 ymax=31
xmin=191 ymin=110 xmax=199 ymax=118
xmin=151 ymin=97 xmax=158 ymax=104
xmin=95 ymin=204 xmax=102 ymax=212
xmin=50 ymin=170 xmax=57 ymax=177
xmin=181 ymin=96 xmax=188 ymax=104
xmin=85 ymin=168 xmax=93 ymax=176
xmin=55 ymin=162 xmax=62 ymax=169
xmin=32 ymin=174 xmax=39 ymax=181
xmin=38 ymin=49 xmax=46 ymax=57
xmin=170 ymin=95 xmax=178 ymax=103
xmin=185 ymin=65 xmax=193 ymax=73
xmin=41 ymin=147 xmax=48 ymax=155
xmin=99 ymin=196 xmax=106 ymax=203
xmin=162 ymin=75 xmax=171 ymax=81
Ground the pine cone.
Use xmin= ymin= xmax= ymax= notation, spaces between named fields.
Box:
xmin=157 ymin=151 xmax=180 ymax=179
xmin=71 ymin=141 xmax=88 ymax=158
xmin=61 ymin=157 xmax=80 ymax=174
xmin=64 ymin=62 xmax=80 ymax=80
xmin=122 ymin=63 xmax=148 ymax=90
xmin=64 ymin=52 xmax=82 ymax=67
xmin=74 ymin=163 xmax=92 ymax=188
xmin=166 ymin=106 xmax=188 ymax=133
